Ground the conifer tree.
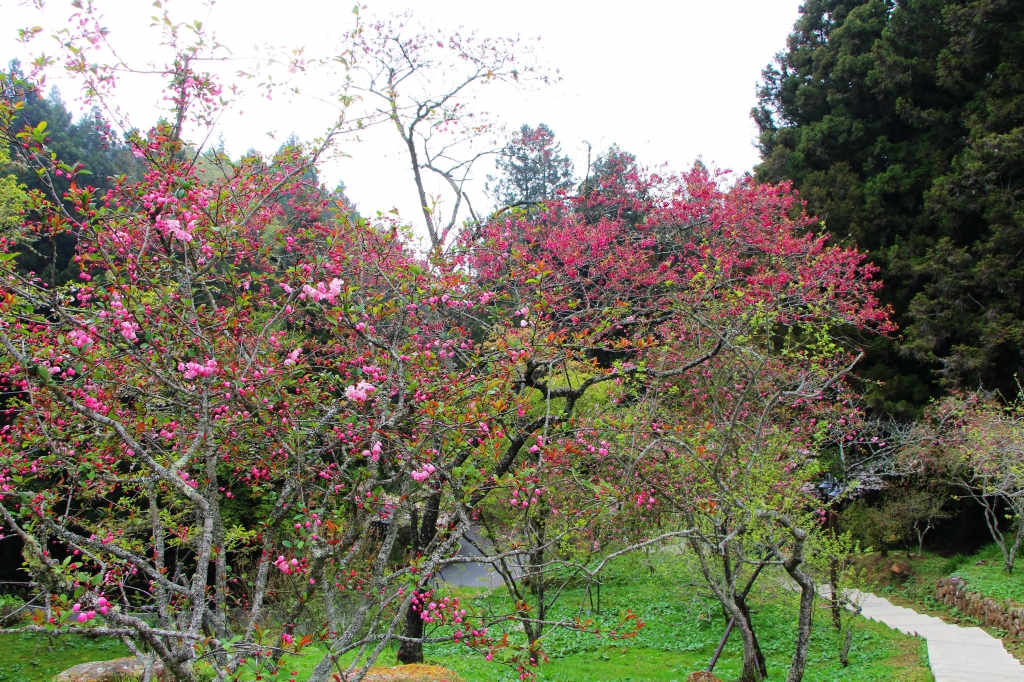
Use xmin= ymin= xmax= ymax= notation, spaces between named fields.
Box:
xmin=754 ymin=0 xmax=1024 ymax=411
xmin=489 ymin=123 xmax=574 ymax=209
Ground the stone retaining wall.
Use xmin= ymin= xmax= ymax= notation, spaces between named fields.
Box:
xmin=935 ymin=576 xmax=1024 ymax=639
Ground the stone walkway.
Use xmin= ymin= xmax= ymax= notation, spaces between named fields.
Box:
xmin=850 ymin=589 xmax=1024 ymax=682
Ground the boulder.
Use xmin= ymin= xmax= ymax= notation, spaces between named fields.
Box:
xmin=687 ymin=672 xmax=723 ymax=682
xmin=890 ymin=560 xmax=912 ymax=577
xmin=54 ymin=657 xmax=166 ymax=682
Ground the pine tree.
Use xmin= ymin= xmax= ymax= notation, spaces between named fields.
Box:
xmin=489 ymin=123 xmax=575 ymax=209
xmin=2 ymin=63 xmax=145 ymax=284
xmin=753 ymin=0 xmax=1024 ymax=412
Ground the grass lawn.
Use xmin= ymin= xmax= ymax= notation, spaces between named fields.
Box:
xmin=414 ymin=554 xmax=933 ymax=682
xmin=0 ymin=554 xmax=933 ymax=681
xmin=947 ymin=544 xmax=1024 ymax=606
xmin=0 ymin=630 xmax=130 ymax=681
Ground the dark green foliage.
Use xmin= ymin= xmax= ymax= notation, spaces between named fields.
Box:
xmin=2 ymin=62 xmax=145 ymax=285
xmin=754 ymin=0 xmax=1024 ymax=411
xmin=489 ymin=123 xmax=575 ymax=209
xmin=841 ymin=486 xmax=950 ymax=555
xmin=941 ymin=553 xmax=970 ymax=574
xmin=912 ymin=1 xmax=1024 ymax=393
xmin=843 ymin=496 xmax=911 ymax=555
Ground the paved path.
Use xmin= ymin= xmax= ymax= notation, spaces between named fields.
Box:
xmin=437 ymin=529 xmax=522 ymax=588
xmin=849 ymin=588 xmax=1024 ymax=682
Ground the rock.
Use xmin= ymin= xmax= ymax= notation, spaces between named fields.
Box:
xmin=687 ymin=673 xmax=723 ymax=682
xmin=890 ymin=560 xmax=912 ymax=576
xmin=936 ymin=576 xmax=1024 ymax=641
xmin=54 ymin=657 xmax=167 ymax=682
xmin=363 ymin=664 xmax=463 ymax=681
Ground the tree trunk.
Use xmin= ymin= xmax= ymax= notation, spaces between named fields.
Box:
xmin=1004 ymin=520 xmax=1024 ymax=574
xmin=978 ymin=496 xmax=1016 ymax=574
xmin=766 ymin=512 xmax=814 ymax=682
xmin=839 ymin=626 xmax=853 ymax=667
xmin=737 ymin=594 xmax=768 ymax=679
xmin=732 ymin=609 xmax=765 ymax=682
xmin=688 ymin=536 xmax=767 ymax=681
xmin=785 ymin=567 xmax=814 ymax=682
xmin=397 ymin=497 xmax=440 ymax=665
xmin=396 ymin=595 xmax=426 ymax=664
xmin=519 ymin=511 xmax=548 ymax=647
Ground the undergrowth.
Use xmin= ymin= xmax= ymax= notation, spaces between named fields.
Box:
xmin=0 ymin=552 xmax=933 ymax=681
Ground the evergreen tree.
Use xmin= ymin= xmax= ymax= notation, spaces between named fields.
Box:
xmin=753 ymin=0 xmax=1024 ymax=412
xmin=0 ymin=144 xmax=25 ymax=237
xmin=580 ymin=144 xmax=645 ymax=226
xmin=489 ymin=123 xmax=575 ymax=209
xmin=912 ymin=0 xmax=1024 ymax=394
xmin=2 ymin=63 xmax=145 ymax=284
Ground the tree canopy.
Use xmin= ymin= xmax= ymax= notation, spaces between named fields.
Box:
xmin=488 ymin=123 xmax=575 ymax=209
xmin=754 ymin=0 xmax=1024 ymax=413
xmin=1 ymin=64 xmax=145 ymax=285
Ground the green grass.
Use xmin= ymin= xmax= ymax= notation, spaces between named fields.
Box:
xmin=948 ymin=544 xmax=1024 ymax=605
xmin=0 ymin=554 xmax=933 ymax=681
xmin=238 ymin=555 xmax=932 ymax=681
xmin=413 ymin=555 xmax=932 ymax=682
xmin=0 ymin=630 xmax=130 ymax=682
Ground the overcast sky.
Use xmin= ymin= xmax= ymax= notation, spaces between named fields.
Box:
xmin=1 ymin=0 xmax=802 ymax=225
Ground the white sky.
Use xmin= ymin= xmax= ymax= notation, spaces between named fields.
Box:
xmin=0 ymin=0 xmax=802 ymax=226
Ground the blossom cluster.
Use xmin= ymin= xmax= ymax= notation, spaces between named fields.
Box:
xmin=71 ymin=596 xmax=110 ymax=623
xmin=411 ymin=590 xmax=466 ymax=625
xmin=361 ymin=441 xmax=383 ymax=461
xmin=178 ymin=358 xmax=218 ymax=380
xmin=301 ymin=278 xmax=343 ymax=302
xmin=410 ymin=462 xmax=436 ymax=483
xmin=274 ymin=555 xmax=308 ymax=575
xmin=345 ymin=381 xmax=376 ymax=402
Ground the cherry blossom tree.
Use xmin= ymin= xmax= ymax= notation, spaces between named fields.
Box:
xmin=0 ymin=5 xmax=894 ymax=682
xmin=445 ymin=163 xmax=891 ymax=681
xmin=348 ymin=13 xmax=552 ymax=252
xmin=0 ymin=12 xmax=542 ymax=679
xmin=507 ymin=167 xmax=893 ymax=682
